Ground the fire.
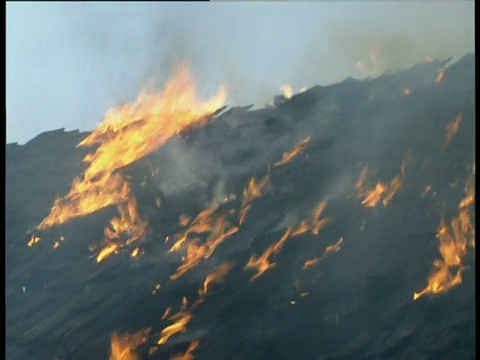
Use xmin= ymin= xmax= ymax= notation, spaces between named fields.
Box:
xmin=109 ymin=328 xmax=151 ymax=360
xmin=96 ymin=243 xmax=120 ymax=263
xmin=199 ymin=262 xmax=234 ymax=296
xmin=157 ymin=310 xmax=192 ymax=345
xmin=303 ymin=257 xmax=319 ymax=269
xmin=459 ymin=174 xmax=475 ymax=209
xmin=244 ymin=244 xmax=277 ymax=281
xmin=239 ymin=171 xmax=270 ymax=225
xmin=303 ymin=237 xmax=344 ymax=269
xmin=272 ymin=227 xmax=294 ymax=254
xmin=273 ymin=136 xmax=311 ymax=168
xmin=170 ymin=340 xmax=200 ymax=360
xmin=356 ymin=153 xmax=409 ymax=208
xmin=281 ymin=85 xmax=293 ymax=99
xmin=27 ymin=234 xmax=41 ymax=247
xmin=37 ymin=63 xmax=227 ymax=256
xmin=435 ymin=70 xmax=445 ymax=84
xmin=444 ymin=113 xmax=462 ymax=147
xmin=413 ymin=210 xmax=474 ymax=300
xmin=291 ymin=200 xmax=332 ymax=237
xmin=403 ymin=88 xmax=411 ymax=96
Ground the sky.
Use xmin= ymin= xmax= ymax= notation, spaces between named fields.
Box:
xmin=6 ymin=2 xmax=475 ymax=145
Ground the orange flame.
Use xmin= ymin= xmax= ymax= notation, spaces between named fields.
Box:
xmin=244 ymin=244 xmax=277 ymax=281
xmin=110 ymin=328 xmax=151 ymax=360
xmin=170 ymin=340 xmax=200 ymax=360
xmin=413 ymin=210 xmax=474 ymax=300
xmin=444 ymin=113 xmax=462 ymax=147
xmin=199 ymin=262 xmax=234 ymax=296
xmin=37 ymin=64 xmax=227 ymax=255
xmin=273 ymin=137 xmax=311 ymax=168
xmin=238 ymin=171 xmax=270 ymax=225
xmin=303 ymin=236 xmax=344 ymax=269
xmin=435 ymin=70 xmax=445 ymax=84
xmin=356 ymin=153 xmax=408 ymax=208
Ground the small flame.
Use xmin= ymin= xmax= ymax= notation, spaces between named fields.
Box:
xmin=403 ymin=88 xmax=411 ymax=96
xmin=170 ymin=340 xmax=200 ymax=360
xmin=356 ymin=153 xmax=409 ymax=208
xmin=244 ymin=244 xmax=277 ymax=281
xmin=96 ymin=243 xmax=120 ymax=263
xmin=157 ymin=310 xmax=192 ymax=345
xmin=109 ymin=328 xmax=151 ymax=360
xmin=199 ymin=262 xmax=234 ymax=296
xmin=435 ymin=70 xmax=445 ymax=84
xmin=444 ymin=113 xmax=462 ymax=147
xmin=27 ymin=234 xmax=41 ymax=247
xmin=53 ymin=241 xmax=60 ymax=249
xmin=281 ymin=85 xmax=293 ymax=99
xmin=273 ymin=137 xmax=311 ymax=168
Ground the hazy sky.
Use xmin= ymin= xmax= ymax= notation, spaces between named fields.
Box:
xmin=6 ymin=2 xmax=474 ymax=144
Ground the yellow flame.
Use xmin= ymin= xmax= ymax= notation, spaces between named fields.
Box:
xmin=414 ymin=210 xmax=474 ymax=300
xmin=27 ymin=234 xmax=41 ymax=247
xmin=96 ymin=243 xmax=120 ymax=263
xmin=281 ymin=85 xmax=293 ymax=99
xmin=273 ymin=137 xmax=311 ymax=168
xmin=37 ymin=63 xmax=227 ymax=255
xmin=157 ymin=310 xmax=192 ymax=345
xmin=110 ymin=328 xmax=151 ymax=360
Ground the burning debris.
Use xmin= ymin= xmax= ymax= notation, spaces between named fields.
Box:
xmin=7 ymin=54 xmax=475 ymax=360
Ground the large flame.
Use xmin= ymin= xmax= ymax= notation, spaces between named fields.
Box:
xmin=36 ymin=64 xmax=227 ymax=257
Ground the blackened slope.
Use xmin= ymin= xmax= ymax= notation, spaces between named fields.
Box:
xmin=5 ymin=55 xmax=475 ymax=360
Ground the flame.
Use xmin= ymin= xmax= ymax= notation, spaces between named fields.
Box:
xmin=444 ymin=113 xmax=462 ymax=147
xmin=413 ymin=210 xmax=474 ymax=300
xmin=273 ymin=137 xmax=311 ymax=168
xmin=27 ymin=234 xmax=41 ymax=247
xmin=131 ymin=247 xmax=141 ymax=257
xmin=162 ymin=307 xmax=172 ymax=320
xmin=110 ymin=328 xmax=151 ymax=360
xmin=244 ymin=244 xmax=277 ymax=281
xmin=435 ymin=70 xmax=445 ymax=84
xmin=303 ymin=257 xmax=320 ymax=269
xmin=303 ymin=236 xmax=344 ymax=269
xmin=96 ymin=243 xmax=120 ymax=263
xmin=170 ymin=340 xmax=200 ymax=360
xmin=356 ymin=153 xmax=408 ymax=208
xmin=311 ymin=200 xmax=332 ymax=235
xmin=272 ymin=227 xmax=294 ymax=254
xmin=53 ymin=241 xmax=60 ymax=249
xmin=157 ymin=310 xmax=192 ymax=345
xmin=403 ymin=88 xmax=411 ymax=96
xmin=238 ymin=171 xmax=270 ymax=225
xmin=281 ymin=85 xmax=293 ymax=99
xmin=199 ymin=262 xmax=234 ymax=296
xmin=37 ymin=64 xmax=227 ymax=255
xmin=459 ymin=173 xmax=475 ymax=209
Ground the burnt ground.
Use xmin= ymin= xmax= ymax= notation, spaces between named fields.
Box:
xmin=6 ymin=54 xmax=475 ymax=360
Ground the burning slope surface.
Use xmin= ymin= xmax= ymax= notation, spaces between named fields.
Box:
xmin=6 ymin=54 xmax=475 ymax=360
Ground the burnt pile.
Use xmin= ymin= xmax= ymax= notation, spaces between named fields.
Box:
xmin=6 ymin=53 xmax=475 ymax=360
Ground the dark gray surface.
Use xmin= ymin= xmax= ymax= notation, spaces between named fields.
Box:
xmin=6 ymin=54 xmax=475 ymax=360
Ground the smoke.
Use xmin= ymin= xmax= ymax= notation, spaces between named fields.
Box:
xmin=6 ymin=2 xmax=474 ymax=144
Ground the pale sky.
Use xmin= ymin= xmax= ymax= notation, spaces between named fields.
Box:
xmin=6 ymin=2 xmax=474 ymax=144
